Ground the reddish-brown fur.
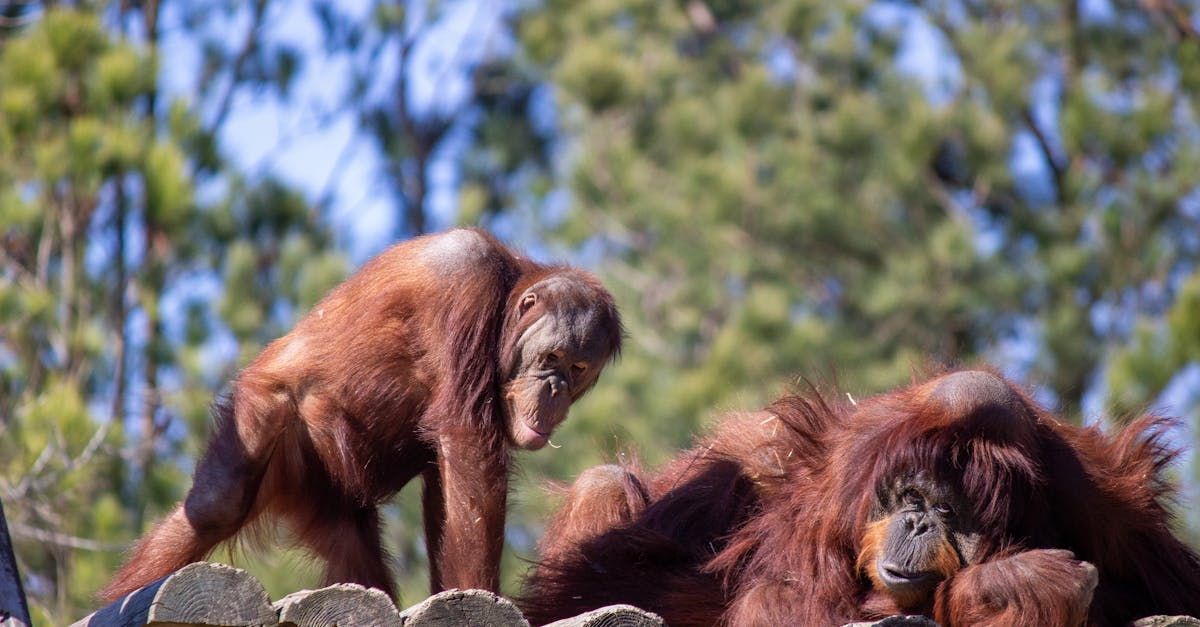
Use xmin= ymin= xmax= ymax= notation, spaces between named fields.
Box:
xmin=520 ymin=370 xmax=1200 ymax=626
xmin=934 ymin=549 xmax=1098 ymax=626
xmin=102 ymin=228 xmax=621 ymax=601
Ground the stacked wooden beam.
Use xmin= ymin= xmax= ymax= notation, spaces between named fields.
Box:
xmin=67 ymin=561 xmax=1200 ymax=627
xmin=69 ymin=562 xmax=664 ymax=627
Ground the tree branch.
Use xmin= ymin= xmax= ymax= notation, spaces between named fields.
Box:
xmin=209 ymin=0 xmax=270 ymax=132
xmin=8 ymin=523 xmax=122 ymax=552
xmin=1141 ymin=0 xmax=1198 ymax=40
xmin=1021 ymin=107 xmax=1066 ymax=204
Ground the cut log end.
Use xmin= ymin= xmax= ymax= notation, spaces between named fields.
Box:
xmin=274 ymin=583 xmax=400 ymax=627
xmin=399 ymin=588 xmax=528 ymax=627
xmin=843 ymin=616 xmax=940 ymax=627
xmin=1134 ymin=617 xmax=1200 ymax=627
xmin=541 ymin=604 xmax=664 ymax=627
xmin=71 ymin=562 xmax=276 ymax=627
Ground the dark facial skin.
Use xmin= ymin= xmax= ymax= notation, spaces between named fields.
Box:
xmin=503 ymin=277 xmax=615 ymax=450
xmin=872 ymin=472 xmax=979 ymax=605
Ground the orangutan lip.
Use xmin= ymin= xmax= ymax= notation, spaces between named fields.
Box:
xmin=526 ymin=424 xmax=551 ymax=438
xmin=879 ymin=563 xmax=934 ymax=588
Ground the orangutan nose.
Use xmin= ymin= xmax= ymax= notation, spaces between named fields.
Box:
xmin=547 ymin=376 xmax=567 ymax=398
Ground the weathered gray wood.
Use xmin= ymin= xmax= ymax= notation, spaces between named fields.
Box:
xmin=1134 ymin=617 xmax=1200 ymax=627
xmin=70 ymin=561 xmax=277 ymax=627
xmin=843 ymin=616 xmax=940 ymax=627
xmin=274 ymin=583 xmax=400 ymax=627
xmin=542 ymin=604 xmax=663 ymax=627
xmin=398 ymin=589 xmax=528 ymax=627
xmin=0 ymin=501 xmax=30 ymax=627
xmin=841 ymin=612 xmax=1200 ymax=627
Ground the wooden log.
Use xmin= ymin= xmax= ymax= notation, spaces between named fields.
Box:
xmin=70 ymin=562 xmax=277 ymax=627
xmin=843 ymin=616 xmax=940 ymax=627
xmin=0 ymin=501 xmax=30 ymax=627
xmin=542 ymin=604 xmax=664 ymax=627
xmin=274 ymin=583 xmax=400 ymax=627
xmin=398 ymin=589 xmax=528 ymax=627
xmin=1134 ymin=617 xmax=1200 ymax=627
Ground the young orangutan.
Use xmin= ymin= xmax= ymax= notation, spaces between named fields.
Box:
xmin=103 ymin=228 xmax=622 ymax=601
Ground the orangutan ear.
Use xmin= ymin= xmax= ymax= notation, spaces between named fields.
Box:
xmin=519 ymin=292 xmax=538 ymax=316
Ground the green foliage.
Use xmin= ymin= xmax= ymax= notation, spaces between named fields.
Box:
xmin=1108 ymin=271 xmax=1200 ymax=416
xmin=92 ymin=45 xmax=154 ymax=109
xmin=280 ymin=239 xmax=347 ymax=311
xmin=143 ymin=142 xmax=194 ymax=231
xmin=0 ymin=4 xmax=344 ymax=621
xmin=2 ymin=0 xmax=1199 ymax=621
xmin=519 ymin=1 xmax=1008 ymax=474
xmin=220 ymin=241 xmax=267 ymax=340
xmin=511 ymin=0 xmax=1200 ymax=561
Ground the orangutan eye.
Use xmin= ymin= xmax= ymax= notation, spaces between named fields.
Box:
xmin=933 ymin=503 xmax=955 ymax=518
xmin=571 ymin=362 xmax=589 ymax=377
xmin=544 ymin=350 xmax=564 ymax=366
xmin=519 ymin=292 xmax=538 ymax=315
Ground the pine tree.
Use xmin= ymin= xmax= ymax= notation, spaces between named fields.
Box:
xmin=510 ymin=0 xmax=1200 ymax=540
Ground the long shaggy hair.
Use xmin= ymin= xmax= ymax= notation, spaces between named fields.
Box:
xmin=520 ymin=370 xmax=1200 ymax=626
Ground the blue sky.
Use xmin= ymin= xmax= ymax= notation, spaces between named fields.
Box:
xmin=157 ymin=0 xmax=507 ymax=262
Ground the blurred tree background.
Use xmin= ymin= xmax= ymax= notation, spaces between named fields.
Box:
xmin=0 ymin=0 xmax=1198 ymax=621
